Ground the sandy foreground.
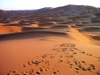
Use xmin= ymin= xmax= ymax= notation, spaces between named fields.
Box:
xmin=0 ymin=14 xmax=100 ymax=75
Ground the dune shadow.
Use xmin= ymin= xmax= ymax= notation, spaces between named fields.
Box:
xmin=0 ymin=31 xmax=67 ymax=41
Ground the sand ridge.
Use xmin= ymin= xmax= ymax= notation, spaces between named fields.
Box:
xmin=0 ymin=14 xmax=100 ymax=45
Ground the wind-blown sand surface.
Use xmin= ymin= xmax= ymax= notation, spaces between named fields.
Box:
xmin=0 ymin=5 xmax=100 ymax=75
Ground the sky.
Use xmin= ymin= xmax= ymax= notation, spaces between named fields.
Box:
xmin=0 ymin=0 xmax=100 ymax=10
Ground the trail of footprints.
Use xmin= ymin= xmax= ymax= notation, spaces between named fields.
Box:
xmin=6 ymin=43 xmax=100 ymax=75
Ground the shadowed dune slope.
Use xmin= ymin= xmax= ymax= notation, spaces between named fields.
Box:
xmin=0 ymin=31 xmax=67 ymax=41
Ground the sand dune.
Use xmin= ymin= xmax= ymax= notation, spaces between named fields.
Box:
xmin=21 ymin=27 xmax=46 ymax=31
xmin=3 ymin=42 xmax=100 ymax=75
xmin=0 ymin=31 xmax=67 ymax=41
xmin=10 ymin=20 xmax=20 ymax=24
xmin=58 ymin=21 xmax=80 ymax=24
xmin=38 ymin=22 xmax=56 ymax=26
xmin=78 ymin=27 xmax=100 ymax=32
xmin=0 ymin=26 xmax=22 ymax=34
xmin=73 ymin=24 xmax=84 ymax=27
xmin=0 ymin=23 xmax=6 ymax=26
xmin=0 ymin=5 xmax=100 ymax=75
xmin=91 ymin=19 xmax=100 ymax=23
xmin=31 ymin=24 xmax=39 ymax=27
xmin=94 ymin=12 xmax=100 ymax=17
xmin=50 ymin=25 xmax=68 ymax=28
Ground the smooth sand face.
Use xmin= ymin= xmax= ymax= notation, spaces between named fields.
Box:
xmin=0 ymin=12 xmax=100 ymax=75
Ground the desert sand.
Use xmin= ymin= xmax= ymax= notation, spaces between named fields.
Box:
xmin=0 ymin=5 xmax=100 ymax=75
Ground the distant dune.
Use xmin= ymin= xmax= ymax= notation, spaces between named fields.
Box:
xmin=0 ymin=5 xmax=100 ymax=75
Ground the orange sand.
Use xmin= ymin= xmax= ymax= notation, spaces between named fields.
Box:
xmin=0 ymin=5 xmax=100 ymax=75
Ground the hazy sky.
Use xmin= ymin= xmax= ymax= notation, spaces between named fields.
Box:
xmin=0 ymin=0 xmax=100 ymax=10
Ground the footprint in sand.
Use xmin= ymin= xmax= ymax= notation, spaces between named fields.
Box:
xmin=96 ymin=71 xmax=100 ymax=75
xmin=5 ymin=43 xmax=100 ymax=75
xmin=75 ymin=68 xmax=80 ymax=70
xmin=52 ymin=70 xmax=60 ymax=75
xmin=21 ymin=64 xmax=26 ymax=68
xmin=82 ymin=67 xmax=87 ymax=71
xmin=35 ymin=71 xmax=41 ymax=75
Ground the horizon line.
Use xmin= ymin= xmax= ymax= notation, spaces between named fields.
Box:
xmin=0 ymin=4 xmax=100 ymax=11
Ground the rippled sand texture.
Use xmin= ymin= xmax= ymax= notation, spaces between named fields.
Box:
xmin=0 ymin=5 xmax=100 ymax=75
